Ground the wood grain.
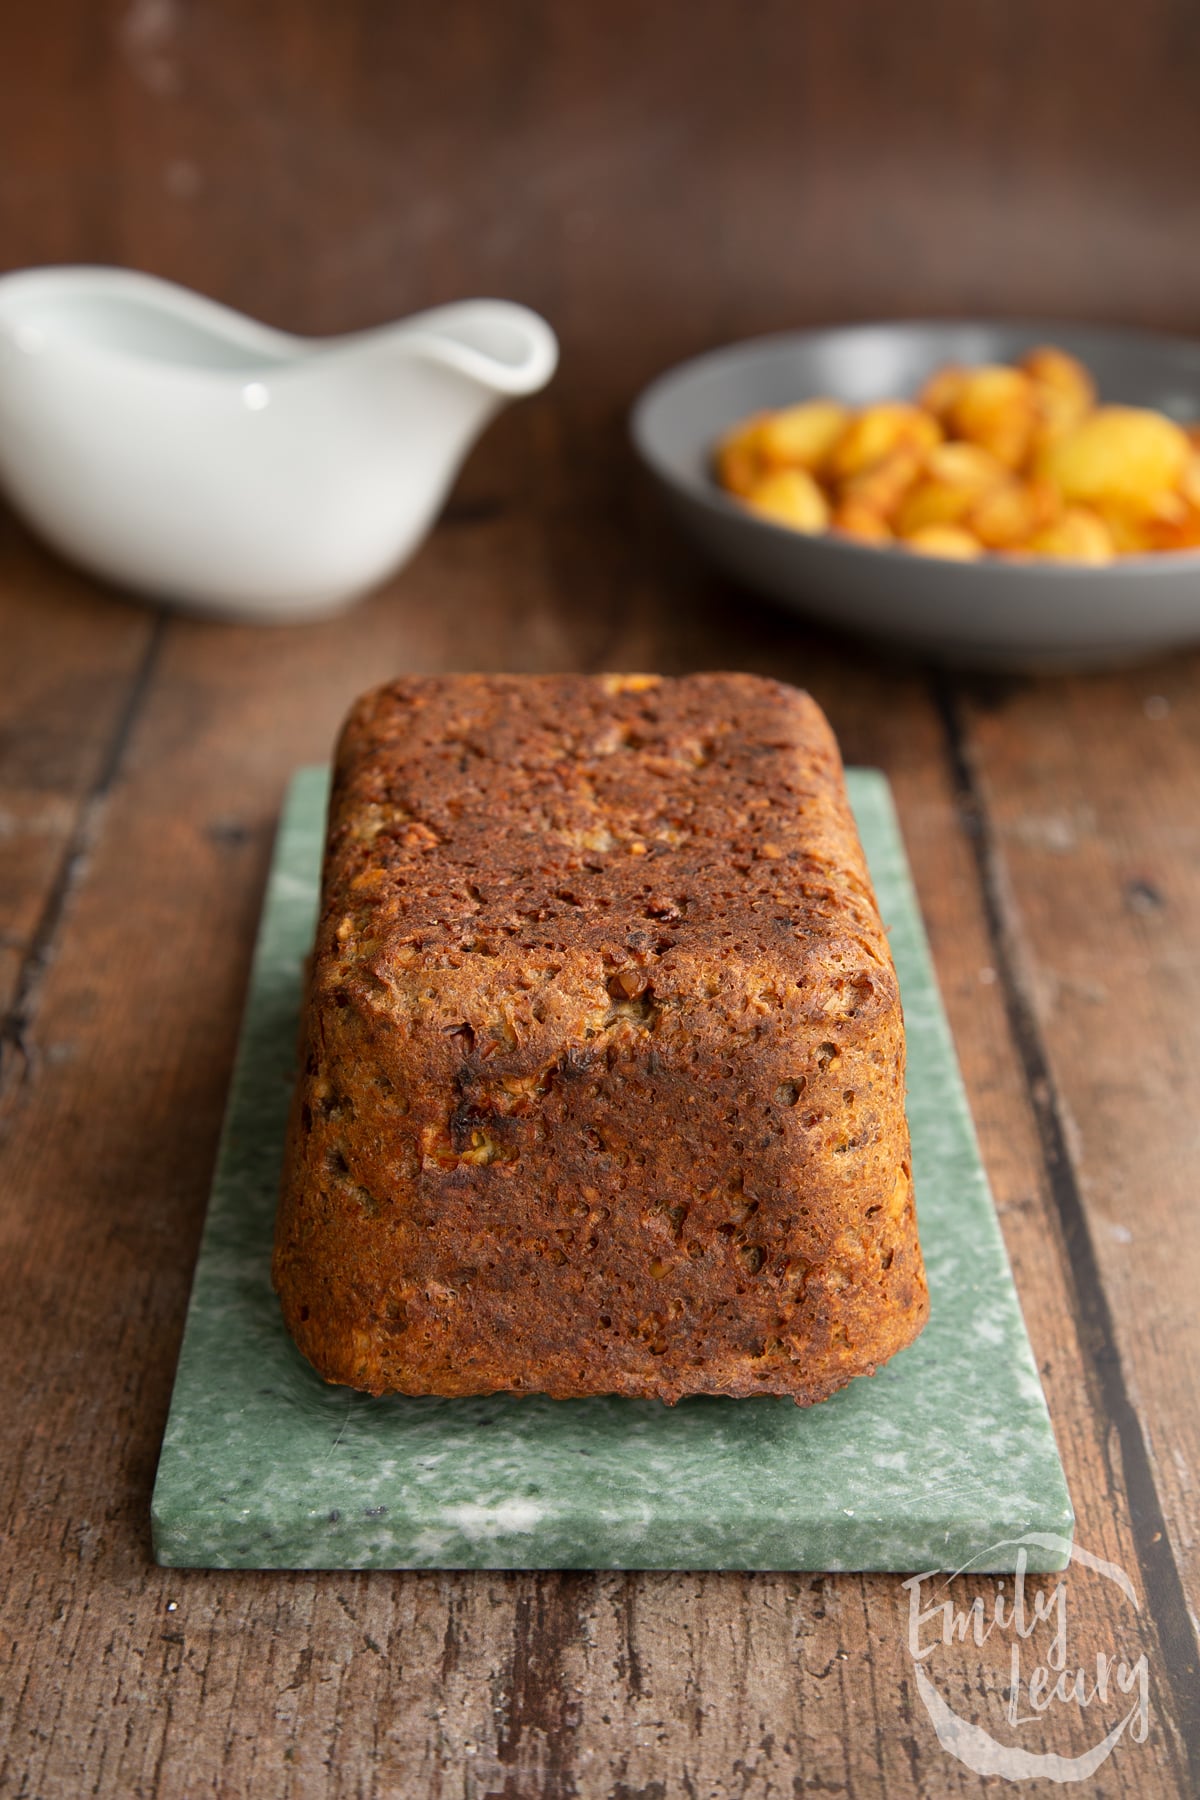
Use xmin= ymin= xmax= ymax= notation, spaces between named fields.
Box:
xmin=2 ymin=1 xmax=1199 ymax=1794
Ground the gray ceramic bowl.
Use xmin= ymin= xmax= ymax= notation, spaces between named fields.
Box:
xmin=631 ymin=320 xmax=1200 ymax=670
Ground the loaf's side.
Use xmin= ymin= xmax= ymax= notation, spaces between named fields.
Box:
xmin=273 ymin=672 xmax=928 ymax=1402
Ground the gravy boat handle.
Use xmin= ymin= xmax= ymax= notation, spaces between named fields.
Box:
xmin=395 ymin=299 xmax=559 ymax=397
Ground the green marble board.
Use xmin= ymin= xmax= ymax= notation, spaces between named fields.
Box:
xmin=151 ymin=767 xmax=1073 ymax=1573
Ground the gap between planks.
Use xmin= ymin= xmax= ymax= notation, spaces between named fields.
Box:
xmin=0 ymin=614 xmax=167 ymax=1097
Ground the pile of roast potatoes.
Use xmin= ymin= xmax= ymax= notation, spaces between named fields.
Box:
xmin=714 ymin=347 xmax=1200 ymax=562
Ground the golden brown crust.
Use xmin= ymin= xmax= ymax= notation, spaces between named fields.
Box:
xmin=272 ymin=672 xmax=928 ymax=1403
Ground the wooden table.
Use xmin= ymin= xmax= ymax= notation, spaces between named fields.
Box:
xmin=2 ymin=5 xmax=1198 ymax=1794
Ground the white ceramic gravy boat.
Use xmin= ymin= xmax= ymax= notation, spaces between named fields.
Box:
xmin=0 ymin=266 xmax=558 ymax=621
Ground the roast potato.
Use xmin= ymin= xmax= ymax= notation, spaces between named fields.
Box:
xmin=902 ymin=524 xmax=984 ymax=560
xmin=1034 ymin=407 xmax=1191 ymax=514
xmin=826 ymin=403 xmax=941 ymax=481
xmin=1021 ymin=507 xmax=1115 ymax=564
xmin=894 ymin=442 xmax=1010 ymax=535
xmin=715 ymin=414 xmax=768 ymax=498
xmin=744 ymin=467 xmax=830 ymax=533
xmin=757 ymin=399 xmax=849 ymax=473
xmin=1021 ymin=346 xmax=1096 ymax=435
xmin=947 ymin=366 xmax=1038 ymax=468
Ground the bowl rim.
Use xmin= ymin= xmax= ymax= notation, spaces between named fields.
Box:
xmin=629 ymin=316 xmax=1200 ymax=577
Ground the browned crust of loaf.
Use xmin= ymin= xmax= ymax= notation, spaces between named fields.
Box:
xmin=272 ymin=672 xmax=928 ymax=1403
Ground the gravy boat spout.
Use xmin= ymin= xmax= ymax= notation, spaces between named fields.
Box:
xmin=0 ymin=267 xmax=559 ymax=621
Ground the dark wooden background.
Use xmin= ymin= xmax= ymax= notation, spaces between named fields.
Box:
xmin=2 ymin=3 xmax=1199 ymax=1795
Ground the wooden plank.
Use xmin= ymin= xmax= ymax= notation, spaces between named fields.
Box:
xmin=0 ymin=518 xmax=157 ymax=1084
xmin=0 ymin=571 xmax=1188 ymax=1796
xmin=955 ymin=666 xmax=1200 ymax=1662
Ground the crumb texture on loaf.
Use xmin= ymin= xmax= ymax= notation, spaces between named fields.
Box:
xmin=273 ymin=672 xmax=928 ymax=1403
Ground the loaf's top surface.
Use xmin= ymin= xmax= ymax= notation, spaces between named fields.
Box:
xmin=320 ymin=671 xmax=888 ymax=988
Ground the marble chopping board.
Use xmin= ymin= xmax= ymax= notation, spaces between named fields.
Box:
xmin=151 ymin=768 xmax=1073 ymax=1573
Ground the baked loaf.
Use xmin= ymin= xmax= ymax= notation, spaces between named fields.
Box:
xmin=273 ymin=672 xmax=928 ymax=1404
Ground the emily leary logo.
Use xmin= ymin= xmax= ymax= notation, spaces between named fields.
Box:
xmin=903 ymin=1533 xmax=1151 ymax=1782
